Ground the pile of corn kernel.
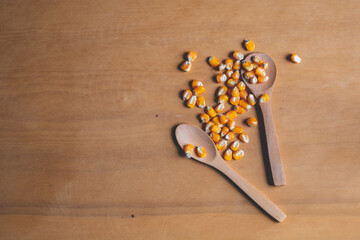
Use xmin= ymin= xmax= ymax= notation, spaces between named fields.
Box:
xmin=180 ymin=40 xmax=301 ymax=161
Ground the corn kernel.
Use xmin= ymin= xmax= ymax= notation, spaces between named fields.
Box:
xmin=212 ymin=116 xmax=221 ymax=126
xmin=182 ymin=89 xmax=192 ymax=101
xmin=239 ymin=132 xmax=249 ymax=143
xmin=216 ymin=73 xmax=227 ymax=83
xmin=187 ymin=51 xmax=197 ymax=62
xmin=217 ymin=86 xmax=228 ymax=96
xmin=193 ymin=86 xmax=205 ymax=96
xmin=243 ymin=39 xmax=255 ymax=51
xmin=215 ymin=103 xmax=225 ymax=113
xmin=218 ymin=95 xmax=229 ymax=104
xmin=226 ymin=78 xmax=238 ymax=88
xmin=239 ymin=90 xmax=248 ymax=100
xmin=205 ymin=106 xmax=217 ymax=118
xmin=259 ymin=94 xmax=270 ymax=103
xmin=229 ymin=96 xmax=240 ymax=105
xmin=208 ymin=56 xmax=220 ymax=68
xmin=226 ymin=69 xmax=234 ymax=78
xmin=225 ymin=110 xmax=237 ymax=120
xmin=220 ymin=126 xmax=230 ymax=137
xmin=252 ymin=63 xmax=259 ymax=70
xmin=230 ymin=140 xmax=240 ymax=151
xmin=232 ymin=51 xmax=244 ymax=61
xmin=247 ymin=117 xmax=258 ymax=127
xmin=233 ymin=105 xmax=245 ymax=114
xmin=237 ymin=81 xmax=246 ymax=91
xmin=211 ymin=125 xmax=221 ymax=134
xmin=232 ymin=70 xmax=240 ymax=80
xmin=186 ymin=95 xmax=197 ymax=108
xmin=205 ymin=121 xmax=214 ymax=133
xmin=230 ymin=87 xmax=240 ymax=97
xmin=251 ymin=55 xmax=263 ymax=65
xmin=196 ymin=146 xmax=207 ymax=158
xmin=247 ymin=94 xmax=256 ymax=105
xmin=200 ymin=113 xmax=210 ymax=123
xmin=223 ymin=149 xmax=233 ymax=161
xmin=225 ymin=132 xmax=235 ymax=141
xmin=243 ymin=71 xmax=255 ymax=81
xmin=226 ymin=120 xmax=236 ymax=131
xmin=233 ymin=60 xmax=241 ymax=70
xmin=219 ymin=114 xmax=228 ymax=124
xmin=224 ymin=59 xmax=233 ymax=70
xmin=241 ymin=60 xmax=254 ymax=71
xmin=191 ymin=80 xmax=203 ymax=88
xmin=196 ymin=96 xmax=206 ymax=108
xmin=239 ymin=99 xmax=251 ymax=110
xmin=181 ymin=61 xmax=192 ymax=72
xmin=258 ymin=75 xmax=269 ymax=83
xmin=262 ymin=62 xmax=269 ymax=69
xmin=233 ymin=149 xmax=244 ymax=160
xmin=255 ymin=67 xmax=266 ymax=77
xmin=290 ymin=53 xmax=301 ymax=63
xmin=183 ymin=144 xmax=195 ymax=158
xmin=216 ymin=139 xmax=227 ymax=150
xmin=210 ymin=133 xmax=221 ymax=143
xmin=218 ymin=63 xmax=226 ymax=71
xmin=249 ymin=76 xmax=258 ymax=84
xmin=233 ymin=126 xmax=243 ymax=134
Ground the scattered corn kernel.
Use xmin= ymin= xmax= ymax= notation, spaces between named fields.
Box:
xmin=290 ymin=53 xmax=301 ymax=63
xmin=217 ymin=86 xmax=228 ymax=96
xmin=239 ymin=132 xmax=249 ymax=143
xmin=187 ymin=51 xmax=197 ymax=62
xmin=225 ymin=132 xmax=235 ymax=141
xmin=233 ymin=60 xmax=241 ymax=70
xmin=212 ymin=116 xmax=221 ymax=126
xmin=211 ymin=125 xmax=221 ymax=133
xmin=233 ymin=149 xmax=244 ymax=160
xmin=237 ymin=81 xmax=246 ymax=91
xmin=181 ymin=61 xmax=192 ymax=72
xmin=262 ymin=62 xmax=269 ymax=69
xmin=215 ymin=103 xmax=225 ymax=113
xmin=226 ymin=120 xmax=236 ymax=131
xmin=226 ymin=78 xmax=238 ymax=88
xmin=219 ymin=114 xmax=228 ymax=124
xmin=186 ymin=95 xmax=197 ymax=108
xmin=255 ymin=67 xmax=266 ymax=77
xmin=226 ymin=69 xmax=234 ymax=78
xmin=232 ymin=70 xmax=240 ymax=80
xmin=193 ymin=86 xmax=205 ymax=96
xmin=225 ymin=110 xmax=237 ymax=120
xmin=243 ymin=39 xmax=255 ymax=51
xmin=233 ymin=126 xmax=243 ymax=134
xmin=191 ymin=80 xmax=203 ymax=88
xmin=223 ymin=149 xmax=233 ymax=161
xmin=230 ymin=87 xmax=240 ymax=97
xmin=259 ymin=94 xmax=270 ymax=103
xmin=233 ymin=105 xmax=245 ymax=114
xmin=220 ymin=126 xmax=230 ymax=137
xmin=210 ymin=133 xmax=221 ymax=143
xmin=239 ymin=90 xmax=248 ymax=100
xmin=229 ymin=96 xmax=240 ymax=105
xmin=258 ymin=75 xmax=269 ymax=83
xmin=196 ymin=96 xmax=205 ymax=108
xmin=218 ymin=63 xmax=226 ymax=71
xmin=239 ymin=99 xmax=251 ymax=110
xmin=205 ymin=121 xmax=215 ymax=133
xmin=183 ymin=144 xmax=194 ymax=158
xmin=230 ymin=140 xmax=240 ymax=151
xmin=251 ymin=55 xmax=263 ymax=64
xmin=200 ymin=113 xmax=210 ymax=123
xmin=208 ymin=56 xmax=220 ymax=68
xmin=224 ymin=59 xmax=233 ymax=70
xmin=216 ymin=73 xmax=227 ymax=83
xmin=196 ymin=146 xmax=207 ymax=158
xmin=246 ymin=117 xmax=258 ymax=127
xmin=232 ymin=51 xmax=244 ymax=61
xmin=205 ymin=106 xmax=217 ymax=118
xmin=243 ymin=71 xmax=255 ymax=81
xmin=247 ymin=94 xmax=256 ymax=105
xmin=242 ymin=60 xmax=254 ymax=71
xmin=216 ymin=139 xmax=228 ymax=150
xmin=249 ymin=76 xmax=258 ymax=84
xmin=218 ymin=95 xmax=229 ymax=104
xmin=182 ymin=89 xmax=192 ymax=101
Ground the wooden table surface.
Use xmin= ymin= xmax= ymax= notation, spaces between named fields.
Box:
xmin=1 ymin=0 xmax=359 ymax=239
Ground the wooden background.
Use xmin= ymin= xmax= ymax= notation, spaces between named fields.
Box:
xmin=1 ymin=0 xmax=359 ymax=239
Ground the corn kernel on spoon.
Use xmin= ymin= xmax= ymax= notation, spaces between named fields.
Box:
xmin=241 ymin=52 xmax=286 ymax=186
xmin=175 ymin=124 xmax=286 ymax=222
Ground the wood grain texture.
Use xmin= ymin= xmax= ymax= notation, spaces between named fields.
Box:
xmin=0 ymin=0 xmax=360 ymax=239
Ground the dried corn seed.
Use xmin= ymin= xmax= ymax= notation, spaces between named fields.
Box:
xmin=224 ymin=59 xmax=233 ymax=70
xmin=215 ymin=103 xmax=225 ymax=113
xmin=230 ymin=87 xmax=240 ymax=97
xmin=208 ymin=56 xmax=220 ymax=68
xmin=259 ymin=94 xmax=270 ymax=103
xmin=246 ymin=117 xmax=258 ymax=127
xmin=290 ymin=53 xmax=301 ymax=63
xmin=196 ymin=146 xmax=207 ymax=158
xmin=233 ymin=105 xmax=245 ymax=114
xmin=223 ymin=149 xmax=233 ymax=161
xmin=220 ymin=126 xmax=230 ymax=137
xmin=186 ymin=95 xmax=197 ymax=108
xmin=232 ymin=70 xmax=240 ymax=80
xmin=233 ymin=149 xmax=244 ymax=160
xmin=187 ymin=51 xmax=197 ymax=62
xmin=182 ymin=89 xmax=192 ymax=101
xmin=216 ymin=73 xmax=227 ymax=83
xmin=229 ymin=96 xmax=240 ymax=105
xmin=233 ymin=126 xmax=243 ymax=134
xmin=200 ymin=113 xmax=210 ymax=123
xmin=210 ymin=133 xmax=221 ymax=143
xmin=226 ymin=120 xmax=236 ymax=131
xmin=237 ymin=81 xmax=246 ymax=91
xmin=217 ymin=86 xmax=228 ymax=96
xmin=239 ymin=99 xmax=252 ymax=110
xmin=226 ymin=69 xmax=234 ymax=78
xmin=243 ymin=39 xmax=255 ymax=51
xmin=242 ymin=60 xmax=254 ymax=71
xmin=258 ymin=75 xmax=269 ymax=83
xmin=196 ymin=96 xmax=206 ymax=108
xmin=193 ymin=86 xmax=205 ymax=95
xmin=233 ymin=60 xmax=241 ymax=70
xmin=249 ymin=76 xmax=258 ymax=84
xmin=226 ymin=78 xmax=238 ymax=88
xmin=211 ymin=125 xmax=221 ymax=133
xmin=212 ymin=116 xmax=221 ymax=126
xmin=230 ymin=140 xmax=240 ymax=151
xmin=239 ymin=132 xmax=249 ymax=143
xmin=232 ymin=51 xmax=244 ymax=61
xmin=225 ymin=132 xmax=235 ymax=141
xmin=218 ymin=63 xmax=226 ymax=71
xmin=219 ymin=114 xmax=228 ymax=124
xmin=218 ymin=95 xmax=229 ymax=104
xmin=205 ymin=106 xmax=217 ymax=118
xmin=255 ymin=67 xmax=266 ymax=77
xmin=247 ymin=94 xmax=256 ymax=105
xmin=243 ymin=71 xmax=255 ymax=80
xmin=183 ymin=144 xmax=194 ymax=158
xmin=239 ymin=90 xmax=248 ymax=100
xmin=225 ymin=110 xmax=237 ymax=120
xmin=262 ymin=62 xmax=269 ymax=69
xmin=205 ymin=121 xmax=215 ymax=133
xmin=191 ymin=80 xmax=203 ymax=88
xmin=216 ymin=139 xmax=227 ymax=150
xmin=252 ymin=63 xmax=259 ymax=70
xmin=251 ymin=55 xmax=263 ymax=64
xmin=181 ymin=61 xmax=192 ymax=72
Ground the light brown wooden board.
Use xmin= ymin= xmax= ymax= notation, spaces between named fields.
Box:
xmin=0 ymin=0 xmax=359 ymax=239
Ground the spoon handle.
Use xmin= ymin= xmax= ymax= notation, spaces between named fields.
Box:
xmin=260 ymin=100 xmax=286 ymax=186
xmin=216 ymin=161 xmax=286 ymax=222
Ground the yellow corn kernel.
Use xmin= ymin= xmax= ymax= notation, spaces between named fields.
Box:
xmin=211 ymin=125 xmax=221 ymax=134
xmin=239 ymin=90 xmax=248 ymax=100
xmin=243 ymin=39 xmax=255 ymax=51
xmin=262 ymin=62 xmax=269 ymax=69
xmin=233 ymin=149 xmax=244 ymax=160
xmin=233 ymin=60 xmax=241 ymax=70
xmin=225 ymin=132 xmax=235 ymax=141
xmin=239 ymin=132 xmax=249 ymax=143
xmin=226 ymin=78 xmax=238 ymax=88
xmin=239 ymin=99 xmax=251 ymax=110
xmin=200 ymin=113 xmax=210 ymax=123
xmin=212 ymin=116 xmax=221 ymax=126
xmin=242 ymin=60 xmax=254 ymax=71
xmin=252 ymin=63 xmax=259 ymax=70
xmin=196 ymin=146 xmax=207 ymax=158
xmin=258 ymin=75 xmax=269 ymax=83
xmin=290 ymin=53 xmax=301 ymax=63
xmin=216 ymin=73 xmax=227 ymax=83
xmin=216 ymin=139 xmax=227 ymax=150
xmin=225 ymin=69 xmax=234 ymax=78
xmin=219 ymin=114 xmax=228 ymax=124
xmin=230 ymin=140 xmax=240 ymax=151
xmin=218 ymin=63 xmax=226 ymax=71
xmin=226 ymin=120 xmax=236 ymax=131
xmin=182 ymin=89 xmax=192 ymax=101
xmin=229 ymin=96 xmax=240 ymax=105
xmin=208 ymin=56 xmax=220 ymax=68
xmin=230 ymin=86 xmax=240 ymax=97
xmin=187 ymin=51 xmax=197 ymax=62
xmin=220 ymin=126 xmax=229 ymax=137
xmin=247 ymin=117 xmax=258 ymax=127
xmin=193 ymin=86 xmax=205 ymax=96
xmin=233 ymin=105 xmax=245 ymax=114
xmin=251 ymin=55 xmax=263 ymax=65
xmin=248 ymin=76 xmax=257 ymax=84
xmin=247 ymin=94 xmax=256 ymax=105
xmin=205 ymin=106 xmax=217 ymax=118
xmin=205 ymin=121 xmax=214 ymax=133
xmin=217 ymin=86 xmax=228 ymax=96
xmin=223 ymin=149 xmax=233 ymax=161
xmin=210 ymin=133 xmax=221 ymax=143
xmin=196 ymin=96 xmax=206 ymax=108
xmin=218 ymin=95 xmax=229 ymax=104
xmin=255 ymin=67 xmax=266 ymax=77
xmin=181 ymin=61 xmax=192 ymax=72
xmin=191 ymin=80 xmax=203 ymax=88
xmin=259 ymin=94 xmax=270 ymax=103
xmin=215 ymin=103 xmax=225 ymax=113
xmin=183 ymin=144 xmax=195 ymax=158
xmin=233 ymin=126 xmax=243 ymax=134
xmin=232 ymin=51 xmax=244 ymax=61
xmin=186 ymin=95 xmax=197 ymax=108
xmin=232 ymin=70 xmax=240 ymax=80
xmin=225 ymin=110 xmax=237 ymax=120
xmin=243 ymin=71 xmax=255 ymax=81
xmin=224 ymin=59 xmax=233 ymax=70
xmin=237 ymin=81 xmax=246 ymax=92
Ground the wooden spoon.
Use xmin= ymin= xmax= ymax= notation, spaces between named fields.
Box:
xmin=241 ymin=53 xmax=286 ymax=186
xmin=175 ymin=124 xmax=286 ymax=222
